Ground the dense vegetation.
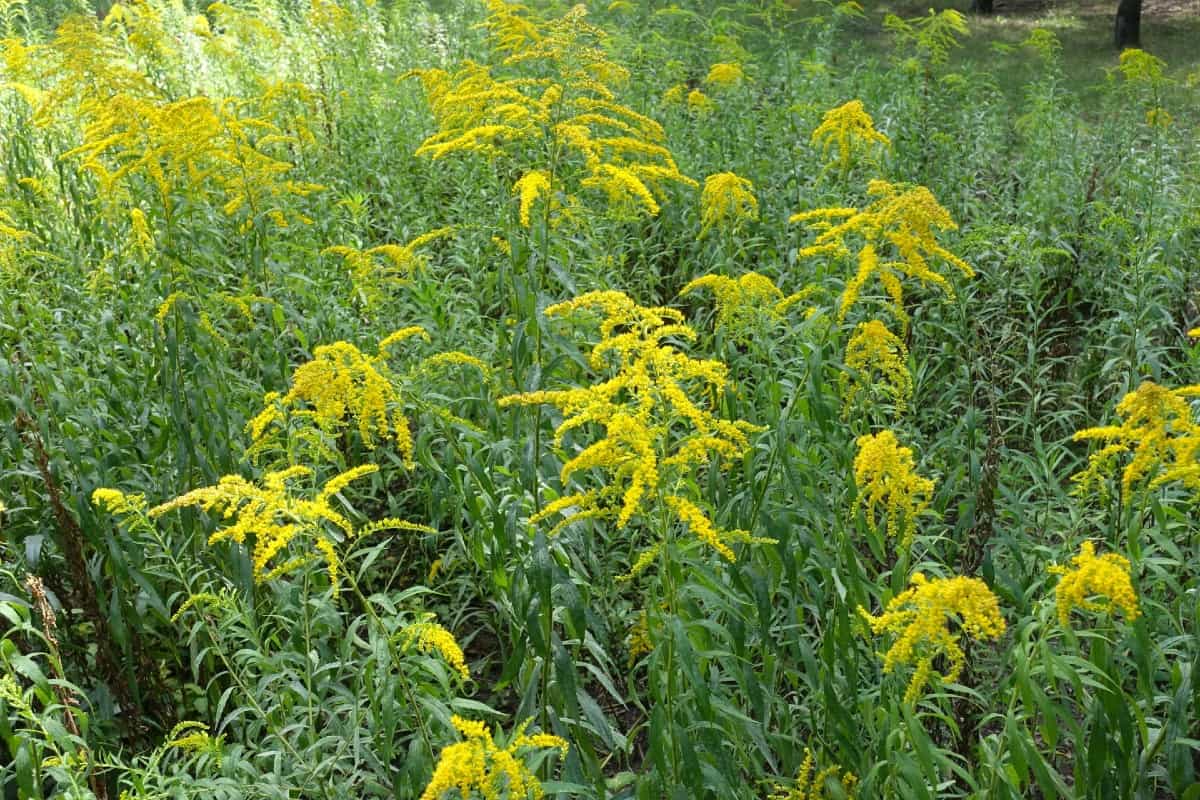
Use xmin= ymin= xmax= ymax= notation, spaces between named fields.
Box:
xmin=2 ymin=0 xmax=1198 ymax=798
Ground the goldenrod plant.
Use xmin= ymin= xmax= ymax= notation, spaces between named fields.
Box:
xmin=1 ymin=0 xmax=1199 ymax=797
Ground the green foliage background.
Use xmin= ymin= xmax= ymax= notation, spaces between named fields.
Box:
xmin=1 ymin=0 xmax=1198 ymax=798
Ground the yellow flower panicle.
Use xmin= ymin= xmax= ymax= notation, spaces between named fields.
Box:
xmin=627 ymin=609 xmax=653 ymax=664
xmin=769 ymin=748 xmax=859 ymax=800
xmin=810 ymin=99 xmax=890 ymax=172
xmin=790 ymin=179 xmax=972 ymax=324
xmin=324 ymin=228 xmax=453 ymax=303
xmin=420 ymin=716 xmax=567 ymax=800
xmin=1071 ymin=381 xmax=1200 ymax=500
xmin=247 ymin=330 xmax=435 ymax=464
xmin=1048 ymin=541 xmax=1139 ymax=627
xmin=697 ymin=172 xmax=758 ymax=236
xmin=149 ymin=464 xmax=433 ymax=597
xmin=91 ymin=487 xmax=148 ymax=517
xmin=853 ymin=430 xmax=934 ymax=549
xmin=514 ymin=169 xmax=551 ymax=227
xmin=500 ymin=291 xmax=765 ymax=564
xmin=860 ymin=572 xmax=1006 ymax=704
xmin=409 ymin=2 xmax=693 ymax=223
xmin=704 ymin=62 xmax=745 ymax=89
xmin=840 ymin=319 xmax=912 ymax=415
xmin=687 ymin=88 xmax=714 ymax=115
xmin=681 ymin=272 xmax=814 ymax=341
xmin=401 ymin=619 xmax=470 ymax=680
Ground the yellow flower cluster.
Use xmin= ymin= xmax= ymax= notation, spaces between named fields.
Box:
xmin=3 ymin=10 xmax=324 ymax=237
xmin=627 ymin=609 xmax=653 ymax=664
xmin=1071 ymin=381 xmax=1200 ymax=500
xmin=697 ymin=172 xmax=758 ymax=236
xmin=1048 ymin=541 xmax=1139 ymax=628
xmin=883 ymin=9 xmax=969 ymax=67
xmin=681 ymin=272 xmax=813 ymax=341
xmin=791 ymin=179 xmax=973 ymax=324
xmin=704 ymin=62 xmax=745 ymax=89
xmin=149 ymin=464 xmax=433 ymax=598
xmin=324 ymin=227 xmax=454 ymax=303
xmin=1116 ymin=48 xmax=1166 ymax=86
xmin=513 ymin=170 xmax=552 ymax=228
xmin=840 ymin=320 xmax=912 ymax=415
xmin=408 ymin=2 xmax=694 ymax=223
xmin=164 ymin=721 xmax=223 ymax=762
xmin=500 ymin=291 xmax=766 ymax=566
xmin=769 ymin=748 xmax=858 ymax=800
xmin=860 ymin=572 xmax=1006 ymax=704
xmin=687 ymin=88 xmax=714 ymax=115
xmin=852 ymin=430 xmax=934 ymax=549
xmin=401 ymin=619 xmax=471 ymax=681
xmin=247 ymin=328 xmax=429 ymax=463
xmin=420 ymin=716 xmax=568 ymax=800
xmin=91 ymin=487 xmax=148 ymax=517
xmin=810 ymin=99 xmax=890 ymax=172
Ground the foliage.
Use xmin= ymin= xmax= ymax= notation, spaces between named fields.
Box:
xmin=1 ymin=0 xmax=1199 ymax=798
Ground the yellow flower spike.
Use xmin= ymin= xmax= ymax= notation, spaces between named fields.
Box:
xmin=687 ymin=88 xmax=714 ymax=114
xmin=149 ymin=467 xmax=428 ymax=597
xmin=500 ymin=290 xmax=765 ymax=564
xmin=698 ymin=172 xmax=758 ymax=236
xmin=1189 ymin=327 xmax=1200 ymax=339
xmin=1071 ymin=381 xmax=1200 ymax=500
xmin=401 ymin=618 xmax=470 ymax=680
xmin=681 ymin=272 xmax=813 ymax=340
xmin=810 ymin=99 xmax=891 ymax=172
xmin=421 ymin=715 xmax=567 ymax=800
xmin=840 ymin=319 xmax=912 ymax=415
xmin=513 ymin=169 xmax=552 ymax=227
xmin=1048 ymin=541 xmax=1139 ymax=628
xmin=704 ymin=62 xmax=745 ymax=89
xmin=91 ymin=488 xmax=148 ymax=517
xmin=860 ymin=572 xmax=1005 ymax=704
xmin=792 ymin=179 xmax=972 ymax=323
xmin=769 ymin=747 xmax=859 ymax=800
xmin=411 ymin=1 xmax=690 ymax=224
xmin=852 ymin=430 xmax=934 ymax=549
xmin=247 ymin=331 xmax=445 ymax=465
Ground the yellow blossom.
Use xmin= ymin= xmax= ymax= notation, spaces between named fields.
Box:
xmin=247 ymin=330 xmax=441 ymax=464
xmin=149 ymin=464 xmax=433 ymax=597
xmin=791 ymin=179 xmax=972 ymax=324
xmin=697 ymin=172 xmax=757 ymax=236
xmin=661 ymin=82 xmax=686 ymax=105
xmin=91 ymin=488 xmax=148 ymax=517
xmin=860 ymin=572 xmax=1005 ymax=704
xmin=681 ymin=272 xmax=814 ymax=341
xmin=853 ymin=430 xmax=934 ymax=549
xmin=1071 ymin=381 xmax=1200 ymax=500
xmin=1048 ymin=541 xmax=1139 ymax=627
xmin=513 ymin=169 xmax=551 ymax=227
xmin=627 ymin=609 xmax=653 ymax=663
xmin=1146 ymin=107 xmax=1173 ymax=128
xmin=401 ymin=618 xmax=470 ymax=680
xmin=840 ymin=319 xmax=912 ymax=415
xmin=500 ymin=291 xmax=764 ymax=563
xmin=704 ymin=62 xmax=745 ymax=89
xmin=810 ymin=99 xmax=890 ymax=172
xmin=687 ymin=88 xmax=714 ymax=114
xmin=769 ymin=748 xmax=859 ymax=800
xmin=420 ymin=716 xmax=567 ymax=800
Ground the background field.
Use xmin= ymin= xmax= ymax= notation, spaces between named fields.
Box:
xmin=1 ymin=1 xmax=1198 ymax=798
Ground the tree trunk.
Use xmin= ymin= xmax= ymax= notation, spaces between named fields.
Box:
xmin=971 ymin=0 xmax=994 ymax=14
xmin=1115 ymin=0 xmax=1142 ymax=48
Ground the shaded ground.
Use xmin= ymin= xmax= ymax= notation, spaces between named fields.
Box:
xmin=835 ymin=0 xmax=1198 ymax=100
